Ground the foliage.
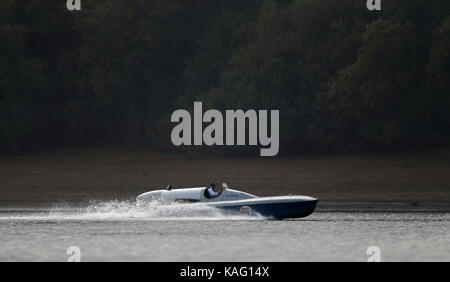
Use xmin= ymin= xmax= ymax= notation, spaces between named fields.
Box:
xmin=0 ymin=0 xmax=449 ymax=154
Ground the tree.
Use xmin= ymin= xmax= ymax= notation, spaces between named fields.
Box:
xmin=316 ymin=19 xmax=421 ymax=150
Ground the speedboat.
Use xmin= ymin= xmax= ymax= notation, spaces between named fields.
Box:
xmin=136 ymin=183 xmax=317 ymax=219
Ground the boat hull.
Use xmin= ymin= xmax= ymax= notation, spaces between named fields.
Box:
xmin=136 ymin=187 xmax=318 ymax=219
xmin=209 ymin=197 xmax=318 ymax=219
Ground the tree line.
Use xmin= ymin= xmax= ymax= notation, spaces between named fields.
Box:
xmin=0 ymin=0 xmax=449 ymax=155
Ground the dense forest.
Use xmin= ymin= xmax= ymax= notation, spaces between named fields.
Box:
xmin=0 ymin=0 xmax=449 ymax=155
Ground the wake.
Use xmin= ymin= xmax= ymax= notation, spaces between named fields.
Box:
xmin=0 ymin=200 xmax=265 ymax=221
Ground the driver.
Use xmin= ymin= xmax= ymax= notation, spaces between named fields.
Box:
xmin=206 ymin=183 xmax=219 ymax=198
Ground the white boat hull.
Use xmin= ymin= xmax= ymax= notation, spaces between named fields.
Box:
xmin=136 ymin=185 xmax=317 ymax=219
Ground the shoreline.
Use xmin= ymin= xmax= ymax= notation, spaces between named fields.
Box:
xmin=1 ymin=151 xmax=450 ymax=213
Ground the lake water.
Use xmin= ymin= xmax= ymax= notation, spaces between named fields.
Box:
xmin=0 ymin=201 xmax=448 ymax=261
